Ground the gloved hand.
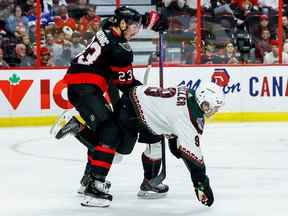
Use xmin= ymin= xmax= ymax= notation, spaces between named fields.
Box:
xmin=194 ymin=176 xmax=214 ymax=207
xmin=143 ymin=10 xmax=169 ymax=32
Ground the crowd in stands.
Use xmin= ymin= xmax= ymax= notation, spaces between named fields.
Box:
xmin=0 ymin=0 xmax=101 ymax=67
xmin=0 ymin=0 xmax=287 ymax=67
xmin=163 ymin=0 xmax=288 ymax=64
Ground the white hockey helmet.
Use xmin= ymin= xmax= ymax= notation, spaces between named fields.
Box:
xmin=195 ymin=82 xmax=225 ymax=118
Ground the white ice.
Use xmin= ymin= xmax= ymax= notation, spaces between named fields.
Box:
xmin=1 ymin=123 xmax=288 ymax=216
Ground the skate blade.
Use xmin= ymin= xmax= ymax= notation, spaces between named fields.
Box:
xmin=81 ymin=195 xmax=111 ymax=208
xmin=137 ymin=190 xmax=168 ymax=199
xmin=50 ymin=111 xmax=72 ymax=138
xmin=77 ymin=185 xmax=86 ymax=196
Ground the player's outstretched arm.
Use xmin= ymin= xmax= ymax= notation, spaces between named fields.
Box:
xmin=182 ymin=156 xmax=214 ymax=207
xmin=168 ymin=137 xmax=214 ymax=207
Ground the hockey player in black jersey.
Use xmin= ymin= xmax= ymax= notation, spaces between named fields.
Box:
xmin=51 ymin=6 xmax=168 ymax=207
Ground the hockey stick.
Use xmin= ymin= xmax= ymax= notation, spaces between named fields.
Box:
xmin=148 ymin=5 xmax=167 ymax=186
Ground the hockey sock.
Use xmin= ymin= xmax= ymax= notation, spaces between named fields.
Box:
xmin=88 ymin=144 xmax=116 ymax=181
xmin=142 ymin=153 xmax=161 ymax=180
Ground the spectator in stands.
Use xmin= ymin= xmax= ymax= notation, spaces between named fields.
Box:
xmin=222 ymin=41 xmax=240 ymax=63
xmin=55 ymin=40 xmax=72 ymax=66
xmin=14 ymin=22 xmax=28 ymax=40
xmin=5 ymin=5 xmax=29 ymax=34
xmin=231 ymin=0 xmax=260 ymax=21
xmin=0 ymin=31 xmax=19 ymax=64
xmin=11 ymin=43 xmax=34 ymax=66
xmin=54 ymin=4 xmax=77 ymax=31
xmin=79 ymin=5 xmax=101 ymax=35
xmin=42 ymin=0 xmax=68 ymax=14
xmin=40 ymin=46 xmax=54 ymax=66
xmin=46 ymin=32 xmax=55 ymax=52
xmin=251 ymin=14 xmax=276 ymax=42
xmin=263 ymin=40 xmax=288 ymax=63
xmin=26 ymin=2 xmax=54 ymax=32
xmin=68 ymin=0 xmax=90 ymax=21
xmin=0 ymin=47 xmax=9 ymax=67
xmin=0 ymin=0 xmax=15 ymax=21
xmin=255 ymin=28 xmax=272 ymax=63
xmin=49 ymin=30 xmax=65 ymax=64
xmin=22 ymin=33 xmax=34 ymax=56
xmin=201 ymin=40 xmax=223 ymax=64
xmin=70 ymin=31 xmax=85 ymax=58
xmin=20 ymin=0 xmax=35 ymax=16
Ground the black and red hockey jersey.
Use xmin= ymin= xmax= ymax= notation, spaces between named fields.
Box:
xmin=63 ymin=28 xmax=141 ymax=96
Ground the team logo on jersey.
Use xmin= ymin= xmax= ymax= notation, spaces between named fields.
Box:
xmin=119 ymin=42 xmax=132 ymax=52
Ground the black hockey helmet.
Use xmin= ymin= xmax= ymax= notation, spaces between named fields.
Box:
xmin=113 ymin=6 xmax=142 ymax=26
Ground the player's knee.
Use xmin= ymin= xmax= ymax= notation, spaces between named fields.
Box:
xmin=143 ymin=142 xmax=162 ymax=160
xmin=98 ymin=121 xmax=120 ymax=149
xmin=87 ymin=113 xmax=112 ymax=132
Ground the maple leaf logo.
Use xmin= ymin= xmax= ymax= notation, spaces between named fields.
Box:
xmin=0 ymin=75 xmax=33 ymax=109
xmin=9 ymin=74 xmax=21 ymax=85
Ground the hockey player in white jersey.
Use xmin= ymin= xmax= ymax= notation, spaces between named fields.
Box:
xmin=127 ymin=82 xmax=224 ymax=206
xmin=52 ymin=81 xmax=224 ymax=207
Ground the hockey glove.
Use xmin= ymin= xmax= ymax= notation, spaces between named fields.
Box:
xmin=194 ymin=176 xmax=214 ymax=207
xmin=181 ymin=155 xmax=214 ymax=207
xmin=143 ymin=11 xmax=168 ymax=32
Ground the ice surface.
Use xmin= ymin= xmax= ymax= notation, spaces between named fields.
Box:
xmin=1 ymin=123 xmax=288 ymax=216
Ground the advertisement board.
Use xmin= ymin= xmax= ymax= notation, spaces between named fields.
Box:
xmin=0 ymin=66 xmax=287 ymax=126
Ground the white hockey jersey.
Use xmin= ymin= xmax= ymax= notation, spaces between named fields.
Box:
xmin=131 ymin=85 xmax=205 ymax=167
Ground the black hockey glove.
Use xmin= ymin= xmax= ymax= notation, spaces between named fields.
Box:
xmin=142 ymin=11 xmax=168 ymax=32
xmin=194 ymin=176 xmax=214 ymax=207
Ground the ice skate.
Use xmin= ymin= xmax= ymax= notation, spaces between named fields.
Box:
xmin=81 ymin=179 xmax=112 ymax=207
xmin=137 ymin=178 xmax=169 ymax=199
xmin=50 ymin=111 xmax=81 ymax=139
xmin=77 ymin=170 xmax=93 ymax=195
